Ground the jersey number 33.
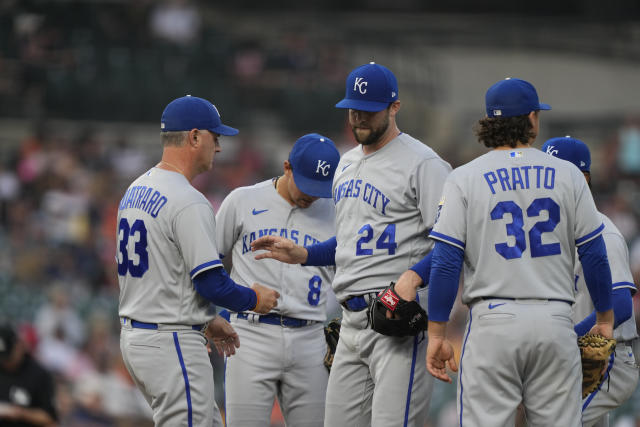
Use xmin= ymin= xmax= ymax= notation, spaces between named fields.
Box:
xmin=117 ymin=218 xmax=149 ymax=277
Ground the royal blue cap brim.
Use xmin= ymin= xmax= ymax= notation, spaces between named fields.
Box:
xmin=539 ymin=103 xmax=551 ymax=111
xmin=211 ymin=124 xmax=239 ymax=136
xmin=335 ymin=99 xmax=390 ymax=112
xmin=292 ymin=171 xmax=333 ymax=198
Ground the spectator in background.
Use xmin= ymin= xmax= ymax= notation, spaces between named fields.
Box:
xmin=34 ymin=283 xmax=85 ymax=348
xmin=0 ymin=323 xmax=57 ymax=426
xmin=149 ymin=0 xmax=201 ymax=46
xmin=617 ymin=117 xmax=640 ymax=178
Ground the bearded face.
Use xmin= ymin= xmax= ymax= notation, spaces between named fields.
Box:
xmin=349 ymin=107 xmax=391 ymax=146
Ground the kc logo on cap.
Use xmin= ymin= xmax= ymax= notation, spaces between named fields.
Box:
xmin=336 ymin=62 xmax=399 ymax=113
xmin=288 ymin=133 xmax=340 ymax=198
xmin=542 ymin=136 xmax=591 ymax=173
xmin=354 ymin=77 xmax=368 ymax=95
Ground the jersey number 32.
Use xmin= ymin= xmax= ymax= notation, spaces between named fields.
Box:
xmin=117 ymin=218 xmax=149 ymax=277
xmin=491 ymin=197 xmax=561 ymax=260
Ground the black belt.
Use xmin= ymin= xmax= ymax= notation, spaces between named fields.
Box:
xmin=220 ymin=310 xmax=315 ymax=328
xmin=126 ymin=318 xmax=204 ymax=331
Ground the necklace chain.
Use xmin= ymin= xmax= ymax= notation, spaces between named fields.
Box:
xmin=158 ymin=160 xmax=185 ymax=176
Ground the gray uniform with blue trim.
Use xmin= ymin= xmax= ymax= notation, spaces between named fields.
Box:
xmin=117 ymin=167 xmax=223 ymax=427
xmin=326 ymin=133 xmax=451 ymax=427
xmin=215 ymin=179 xmax=336 ymax=426
xmin=430 ymin=147 xmax=604 ymax=426
xmin=574 ymin=213 xmax=639 ymax=427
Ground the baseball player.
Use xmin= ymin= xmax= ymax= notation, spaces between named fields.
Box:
xmin=215 ymin=133 xmax=340 ymax=427
xmin=542 ymin=136 xmax=639 ymax=427
xmin=418 ymin=78 xmax=615 ymax=426
xmin=117 ymin=95 xmax=279 ymax=427
xmin=251 ymin=62 xmax=452 ymax=426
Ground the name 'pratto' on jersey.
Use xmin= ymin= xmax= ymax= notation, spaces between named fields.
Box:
xmin=484 ymin=165 xmax=556 ymax=194
xmin=118 ymin=185 xmax=168 ymax=218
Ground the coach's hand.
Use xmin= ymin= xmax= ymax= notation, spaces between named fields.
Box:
xmin=206 ymin=316 xmax=240 ymax=357
xmin=251 ymin=283 xmax=280 ymax=313
xmin=251 ymin=236 xmax=308 ymax=264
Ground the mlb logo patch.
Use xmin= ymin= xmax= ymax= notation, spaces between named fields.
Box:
xmin=510 ymin=151 xmax=523 ymax=158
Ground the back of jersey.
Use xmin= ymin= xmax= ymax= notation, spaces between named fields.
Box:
xmin=431 ymin=147 xmax=603 ymax=303
xmin=117 ymin=168 xmax=220 ymax=325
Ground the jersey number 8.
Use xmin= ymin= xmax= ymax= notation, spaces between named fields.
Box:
xmin=117 ymin=218 xmax=149 ymax=277
xmin=491 ymin=197 xmax=561 ymax=260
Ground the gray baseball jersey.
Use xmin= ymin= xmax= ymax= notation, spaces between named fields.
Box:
xmin=572 ymin=213 xmax=638 ymax=341
xmin=216 ymin=178 xmax=335 ymax=427
xmin=117 ymin=167 xmax=225 ymax=427
xmin=431 ymin=147 xmax=604 ymax=427
xmin=118 ymin=168 xmax=222 ymax=325
xmin=326 ymin=133 xmax=450 ymax=427
xmin=573 ymin=213 xmax=639 ymax=426
xmin=331 ymin=132 xmax=452 ymax=301
xmin=431 ymin=148 xmax=604 ymax=304
xmin=216 ymin=179 xmax=336 ymax=320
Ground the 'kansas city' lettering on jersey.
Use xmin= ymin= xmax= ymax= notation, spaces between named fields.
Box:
xmin=483 ymin=166 xmax=555 ymax=194
xmin=118 ymin=184 xmax=168 ymax=218
xmin=332 ymin=178 xmax=391 ymax=215
xmin=241 ymin=228 xmax=321 ymax=254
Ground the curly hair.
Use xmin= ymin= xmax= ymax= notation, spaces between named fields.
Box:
xmin=474 ymin=114 xmax=536 ymax=149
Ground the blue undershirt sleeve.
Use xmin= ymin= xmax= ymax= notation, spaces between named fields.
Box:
xmin=577 ymin=235 xmax=613 ymax=313
xmin=428 ymin=241 xmax=464 ymax=322
xmin=574 ymin=288 xmax=632 ymax=336
xmin=193 ymin=268 xmax=257 ymax=312
xmin=409 ymin=251 xmax=433 ymax=288
xmin=303 ymin=236 xmax=337 ymax=266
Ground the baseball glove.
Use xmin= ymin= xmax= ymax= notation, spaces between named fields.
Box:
xmin=369 ymin=282 xmax=428 ymax=337
xmin=323 ymin=318 xmax=341 ymax=372
xmin=578 ymin=334 xmax=616 ymax=398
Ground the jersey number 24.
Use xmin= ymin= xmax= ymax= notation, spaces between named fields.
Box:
xmin=117 ymin=218 xmax=149 ymax=277
xmin=491 ymin=197 xmax=560 ymax=259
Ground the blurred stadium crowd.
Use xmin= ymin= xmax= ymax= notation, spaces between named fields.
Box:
xmin=1 ymin=1 xmax=640 ymax=426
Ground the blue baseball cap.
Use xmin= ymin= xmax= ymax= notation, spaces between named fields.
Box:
xmin=485 ymin=78 xmax=551 ymax=118
xmin=335 ymin=62 xmax=398 ymax=112
xmin=288 ymin=133 xmax=340 ymax=198
xmin=542 ymin=136 xmax=591 ymax=172
xmin=161 ymin=95 xmax=239 ymax=136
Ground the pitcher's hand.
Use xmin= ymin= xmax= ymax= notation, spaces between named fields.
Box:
xmin=251 ymin=236 xmax=308 ymax=264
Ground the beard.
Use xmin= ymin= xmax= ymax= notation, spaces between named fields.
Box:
xmin=351 ymin=114 xmax=389 ymax=146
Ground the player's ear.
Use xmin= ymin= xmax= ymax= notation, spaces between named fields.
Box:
xmin=283 ymin=160 xmax=292 ymax=175
xmin=389 ymin=100 xmax=401 ymax=115
xmin=188 ymin=129 xmax=199 ymax=147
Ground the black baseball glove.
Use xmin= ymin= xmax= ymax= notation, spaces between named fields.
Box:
xmin=323 ymin=318 xmax=341 ymax=372
xmin=369 ymin=282 xmax=428 ymax=337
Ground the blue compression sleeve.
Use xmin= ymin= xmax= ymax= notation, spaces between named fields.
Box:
xmin=428 ymin=241 xmax=464 ymax=322
xmin=193 ymin=268 xmax=257 ymax=312
xmin=409 ymin=251 xmax=433 ymax=287
xmin=304 ymin=236 xmax=337 ymax=266
xmin=574 ymin=287 xmax=633 ymax=336
xmin=578 ymin=235 xmax=613 ymax=313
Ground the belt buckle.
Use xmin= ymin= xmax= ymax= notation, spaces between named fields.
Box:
xmin=280 ymin=314 xmax=286 ymax=327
